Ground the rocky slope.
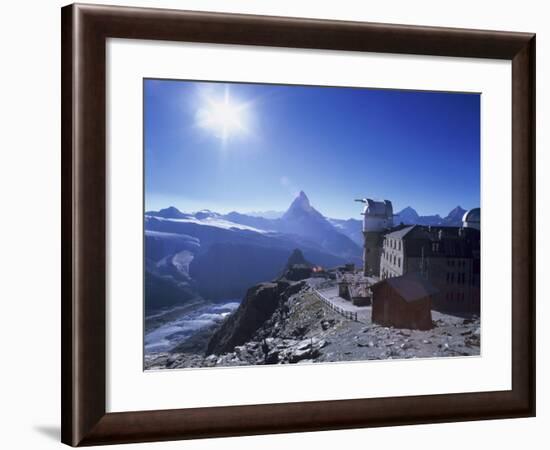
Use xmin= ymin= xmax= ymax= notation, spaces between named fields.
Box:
xmin=206 ymin=281 xmax=292 ymax=355
xmin=145 ymin=276 xmax=480 ymax=370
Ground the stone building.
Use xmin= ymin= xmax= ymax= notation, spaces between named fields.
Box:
xmin=379 ymin=216 xmax=480 ymax=315
xmin=355 ymin=198 xmax=394 ymax=276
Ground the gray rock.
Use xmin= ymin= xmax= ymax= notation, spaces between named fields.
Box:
xmin=289 ymin=347 xmax=320 ymax=363
xmin=166 ymin=354 xmax=183 ymax=366
xmin=206 ymin=282 xmax=282 ymax=355
xmin=321 ymin=319 xmax=336 ymax=330
xmin=265 ymin=349 xmax=280 ymax=364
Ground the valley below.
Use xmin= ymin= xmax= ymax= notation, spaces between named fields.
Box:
xmin=144 ymin=300 xmax=241 ymax=355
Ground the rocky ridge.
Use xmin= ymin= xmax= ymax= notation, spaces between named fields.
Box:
xmin=144 ymin=275 xmax=480 ymax=370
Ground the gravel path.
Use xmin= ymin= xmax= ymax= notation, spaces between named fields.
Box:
xmin=314 ymin=287 xmax=372 ymax=323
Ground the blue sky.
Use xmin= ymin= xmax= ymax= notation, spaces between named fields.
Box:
xmin=144 ymin=79 xmax=480 ymax=220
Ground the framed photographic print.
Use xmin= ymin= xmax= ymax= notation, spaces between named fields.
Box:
xmin=61 ymin=3 xmax=535 ymax=446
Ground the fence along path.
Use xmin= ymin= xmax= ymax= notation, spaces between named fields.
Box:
xmin=312 ymin=287 xmax=371 ymax=323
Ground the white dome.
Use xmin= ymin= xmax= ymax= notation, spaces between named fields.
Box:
xmin=462 ymin=207 xmax=480 ymax=229
xmin=462 ymin=208 xmax=480 ymax=223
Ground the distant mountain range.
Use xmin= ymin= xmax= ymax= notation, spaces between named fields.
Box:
xmin=328 ymin=205 xmax=468 ymax=245
xmin=145 ymin=191 xmax=362 ymax=310
xmin=226 ymin=205 xmax=467 ymax=228
xmin=394 ymin=205 xmax=467 ymax=227
xmin=145 ymin=192 xmax=471 ymax=311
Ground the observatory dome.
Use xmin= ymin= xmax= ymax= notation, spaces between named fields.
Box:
xmin=462 ymin=207 xmax=480 ymax=230
xmin=362 ymin=199 xmax=393 ymax=232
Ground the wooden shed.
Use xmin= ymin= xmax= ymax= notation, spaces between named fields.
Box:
xmin=371 ymin=273 xmax=437 ymax=330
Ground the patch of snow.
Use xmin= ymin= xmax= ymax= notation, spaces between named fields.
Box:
xmin=145 ymin=215 xmax=269 ymax=234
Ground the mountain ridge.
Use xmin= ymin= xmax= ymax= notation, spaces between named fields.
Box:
xmin=394 ymin=205 xmax=467 ymax=226
xmin=147 ymin=201 xmax=471 ymax=227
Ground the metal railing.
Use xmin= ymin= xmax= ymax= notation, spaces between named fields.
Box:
xmin=313 ymin=289 xmax=358 ymax=322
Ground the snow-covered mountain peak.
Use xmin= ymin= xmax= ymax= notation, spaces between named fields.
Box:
xmin=194 ymin=209 xmax=220 ymax=220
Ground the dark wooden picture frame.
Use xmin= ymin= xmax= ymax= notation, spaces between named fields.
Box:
xmin=61 ymin=3 xmax=536 ymax=446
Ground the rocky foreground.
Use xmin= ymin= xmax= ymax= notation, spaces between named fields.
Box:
xmin=144 ymin=277 xmax=480 ymax=370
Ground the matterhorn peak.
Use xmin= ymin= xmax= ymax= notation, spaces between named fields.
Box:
xmin=290 ymin=190 xmax=312 ymax=210
xmin=283 ymin=190 xmax=319 ymax=220
xmin=296 ymin=190 xmax=310 ymax=204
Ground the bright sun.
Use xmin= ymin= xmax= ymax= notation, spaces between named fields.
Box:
xmin=196 ymin=88 xmax=250 ymax=144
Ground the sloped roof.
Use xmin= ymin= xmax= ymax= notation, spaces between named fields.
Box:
xmin=373 ymin=272 xmax=438 ymax=302
xmin=384 ymin=225 xmax=416 ymax=240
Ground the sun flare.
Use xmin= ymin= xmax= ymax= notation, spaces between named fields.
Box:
xmin=196 ymin=87 xmax=251 ymax=144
